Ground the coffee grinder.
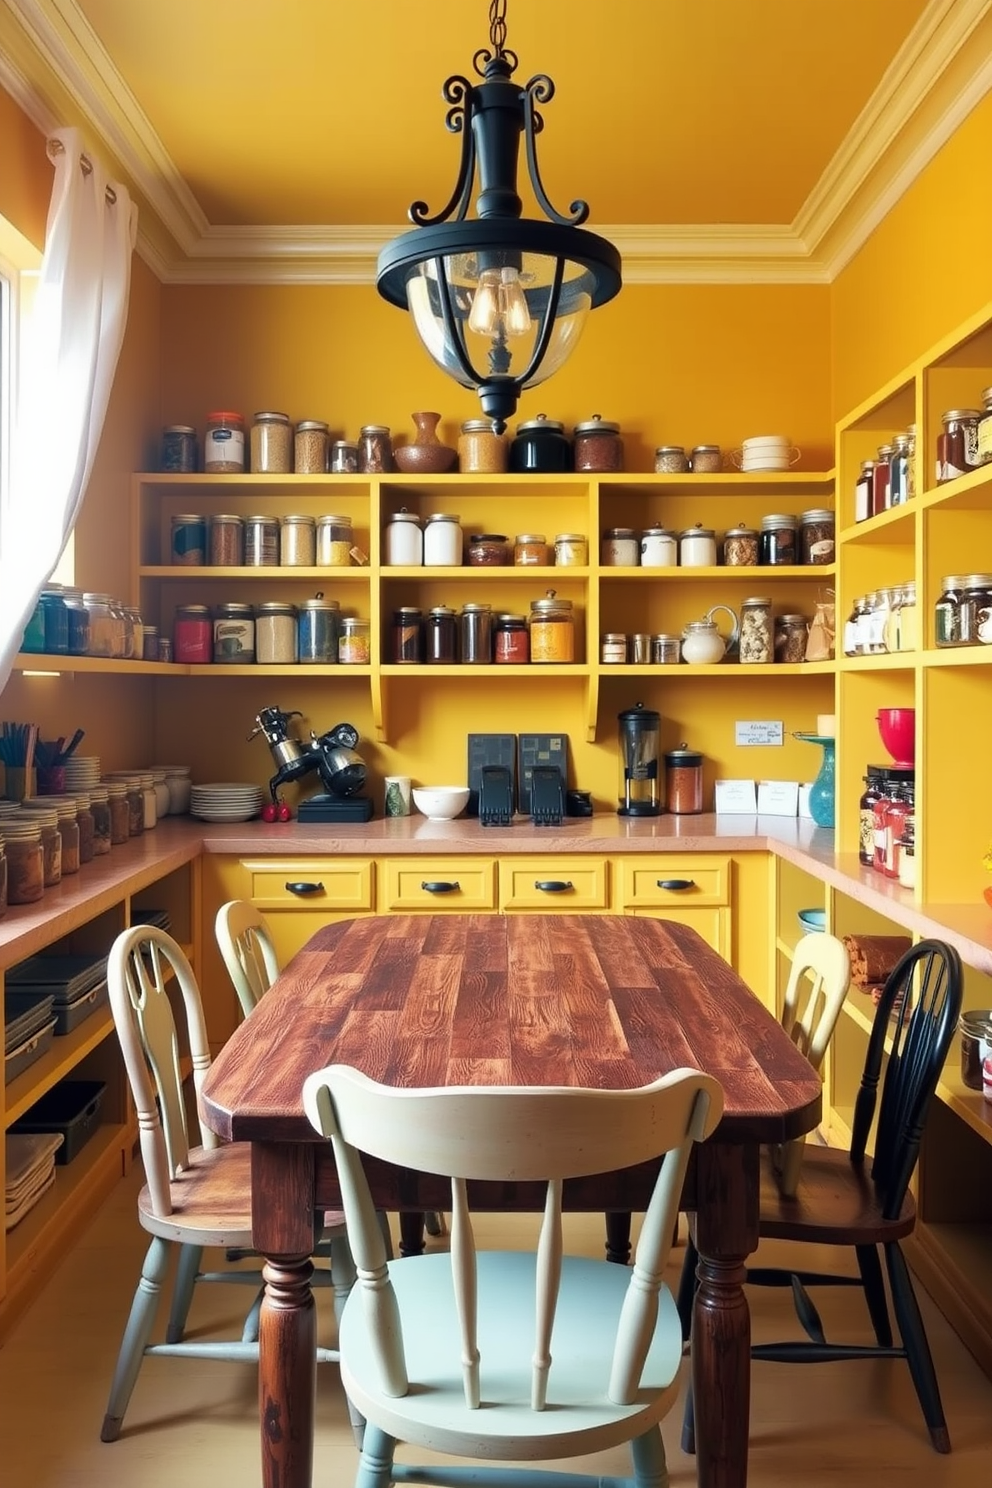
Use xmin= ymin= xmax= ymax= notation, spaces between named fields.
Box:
xmin=248 ymin=705 xmax=374 ymax=821
xmin=617 ymin=703 xmax=661 ymax=816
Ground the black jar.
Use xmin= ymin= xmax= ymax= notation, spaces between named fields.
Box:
xmin=509 ymin=414 xmax=572 ymax=473
xmin=425 ymin=605 xmax=458 ymax=664
xmin=390 ymin=607 xmax=423 ymax=664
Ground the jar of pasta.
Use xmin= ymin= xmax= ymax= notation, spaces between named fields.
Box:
xmin=739 ymin=597 xmax=772 ymax=664
xmin=529 ymin=590 xmax=575 ymax=663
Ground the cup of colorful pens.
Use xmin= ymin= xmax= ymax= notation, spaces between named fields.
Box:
xmin=34 ymin=729 xmax=86 ymax=795
xmin=0 ymin=721 xmax=39 ymax=801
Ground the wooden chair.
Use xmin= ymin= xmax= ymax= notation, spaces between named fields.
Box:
xmin=101 ymin=924 xmax=350 ymax=1442
xmin=684 ymin=937 xmax=962 ymax=1455
xmin=214 ymin=897 xmax=278 ymax=1019
xmin=302 ymin=1063 xmax=723 ymax=1488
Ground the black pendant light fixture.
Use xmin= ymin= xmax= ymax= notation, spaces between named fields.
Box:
xmin=376 ymin=0 xmax=622 ymax=433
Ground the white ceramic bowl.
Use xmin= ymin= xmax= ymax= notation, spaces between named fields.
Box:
xmin=743 ymin=434 xmax=790 ymax=450
xmin=742 ymin=455 xmax=790 ymax=471
xmin=412 ymin=785 xmax=470 ymax=821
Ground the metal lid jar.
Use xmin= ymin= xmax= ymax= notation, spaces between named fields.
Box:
xmin=255 ymin=601 xmax=299 ymax=665
xmin=679 ymin=524 xmax=717 ymax=568
xmin=358 ymin=424 xmax=394 ymax=474
xmin=458 ymin=419 xmax=508 ymax=474
xmin=760 ymin=513 xmax=798 ymax=566
xmin=423 ymin=513 xmax=463 ymax=567
xmin=800 ymin=508 xmax=835 ymax=565
xmin=467 ymin=533 xmax=511 ymax=566
xmin=173 ymin=603 xmax=212 ymax=664
xmin=509 ymin=414 xmax=572 ymax=473
xmin=529 ymin=590 xmax=575 ymax=663
xmin=654 ymin=445 xmax=689 ymax=474
xmin=722 ymin=523 xmax=759 ymax=567
xmin=209 ymin=512 xmax=245 ymax=567
xmin=204 ymin=411 xmax=245 ymax=472
xmin=934 ymin=573 xmax=969 ymax=648
xmin=280 ymin=513 xmax=317 ymax=567
xmin=250 ymin=411 xmax=292 ymax=473
xmin=459 ymin=603 xmax=494 ymax=664
xmin=514 ymin=533 xmax=551 ymax=566
xmin=573 ymin=415 xmax=623 ymax=472
xmin=689 ymin=444 xmax=722 ymax=473
xmin=425 ymin=605 xmax=458 ymax=664
xmin=602 ymin=527 xmax=639 ymax=566
xmin=640 ymin=527 xmax=678 ymax=567
xmin=554 ymin=532 xmax=588 ymax=567
xmin=297 ymin=595 xmax=340 ymax=664
xmin=212 ymin=601 xmax=255 ymax=664
xmin=495 ymin=612 xmax=529 ymax=664
xmin=316 ymin=513 xmax=353 ymax=567
xmin=384 ymin=509 xmax=423 ymax=566
xmin=294 ymin=419 xmax=329 ymax=474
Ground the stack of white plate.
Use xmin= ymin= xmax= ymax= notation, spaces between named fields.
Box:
xmin=63 ymin=756 xmax=101 ymax=790
xmin=189 ymin=782 xmax=264 ymax=822
xmin=741 ymin=435 xmax=798 ymax=472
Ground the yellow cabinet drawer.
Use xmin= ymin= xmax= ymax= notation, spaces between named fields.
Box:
xmin=617 ymin=856 xmax=730 ymax=909
xmin=623 ymin=905 xmax=732 ymax=960
xmin=499 ymin=857 xmax=609 ymax=911
xmin=241 ymin=857 xmax=374 ymax=912
xmin=380 ymin=858 xmax=497 ymax=912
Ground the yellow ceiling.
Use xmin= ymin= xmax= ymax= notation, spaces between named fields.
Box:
xmin=3 ymin=0 xmax=989 ymax=280
xmin=73 ymin=0 xmax=929 ymax=226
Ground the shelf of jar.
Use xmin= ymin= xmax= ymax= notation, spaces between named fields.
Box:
xmin=599 ymin=662 xmax=834 ymax=677
xmin=378 ymin=663 xmax=592 ymax=678
xmin=920 ymin=461 xmax=992 ymax=512
xmin=837 ymin=503 xmax=915 ymax=545
xmin=595 ymin=471 xmax=836 ymax=492
xmin=920 ymin=646 xmax=992 ymax=668
xmin=379 ymin=566 xmax=590 ymax=580
xmin=836 ymin=653 xmax=918 ymax=671
xmin=137 ymin=566 xmax=372 ymax=581
xmin=136 ymin=472 xmax=371 ymax=490
xmin=183 ymin=663 xmax=372 ymax=678
xmin=13 ymin=654 xmax=185 ymax=675
xmin=595 ymin=565 xmax=835 ymax=581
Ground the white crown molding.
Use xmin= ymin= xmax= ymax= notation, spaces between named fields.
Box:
xmin=1 ymin=0 xmax=990 ymax=286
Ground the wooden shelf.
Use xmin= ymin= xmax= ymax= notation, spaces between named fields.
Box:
xmin=13 ymin=653 xmax=183 ymax=675
xmin=4 ymin=1011 xmax=116 ymax=1127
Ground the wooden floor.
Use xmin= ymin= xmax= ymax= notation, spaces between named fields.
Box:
xmin=1 ymin=1166 xmax=991 ymax=1488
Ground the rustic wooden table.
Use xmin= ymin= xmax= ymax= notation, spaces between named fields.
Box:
xmin=201 ymin=913 xmax=821 ymax=1488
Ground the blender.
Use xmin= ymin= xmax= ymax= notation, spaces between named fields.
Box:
xmin=617 ymin=704 xmax=661 ymax=817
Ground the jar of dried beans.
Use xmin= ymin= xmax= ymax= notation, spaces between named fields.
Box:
xmin=774 ymin=613 xmax=808 ymax=664
xmin=723 ymin=523 xmax=759 ymax=566
xmin=294 ymin=420 xmax=328 ymax=474
xmin=665 ymin=746 xmax=704 ymax=814
xmin=209 ymin=513 xmax=245 ymax=567
xmin=739 ymin=597 xmax=772 ymax=663
xmin=250 ymin=412 xmax=292 ymax=473
xmin=573 ymin=415 xmax=623 ymax=472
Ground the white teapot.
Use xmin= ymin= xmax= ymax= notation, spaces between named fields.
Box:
xmin=681 ymin=605 xmax=739 ymax=665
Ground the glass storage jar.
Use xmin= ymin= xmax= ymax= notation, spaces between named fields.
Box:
xmin=21 ymin=805 xmax=61 ymax=885
xmin=294 ymin=419 xmax=329 ymax=474
xmin=640 ymin=527 xmax=678 ymax=567
xmin=148 ymin=773 xmax=170 ymax=822
xmin=855 ymin=460 xmax=875 ymax=522
xmin=105 ymin=775 xmax=144 ymax=837
xmin=679 ymin=524 xmax=717 ymax=567
xmin=1 ymin=816 xmax=44 ymax=904
xmin=244 ymin=514 xmax=280 ymax=567
xmin=391 ymin=607 xmax=423 ymax=663
xmin=23 ymin=796 xmax=78 ymax=874
xmin=102 ymin=780 xmax=130 ymax=845
xmin=889 ymin=434 xmax=911 ymax=506
xmin=722 ymin=523 xmax=759 ymax=566
xmin=554 ymin=533 xmax=588 ymax=567
xmin=385 ymin=509 xmax=423 ymax=565
xmin=88 ymin=785 xmax=112 ymax=854
xmin=958 ymin=574 xmax=992 ymax=645
xmin=774 ymin=613 xmax=808 ymax=664
xmin=458 ymin=419 xmax=508 ymax=473
xmin=210 ymin=513 xmax=245 ymax=567
xmin=358 ymin=424 xmax=393 ymax=473
xmin=250 ymin=411 xmax=292 ymax=473
xmin=135 ymin=773 xmax=157 ymax=830
xmin=690 ymin=445 xmax=722 ymax=473
xmin=937 ymin=408 xmax=982 ymax=482
xmin=873 ymin=445 xmax=893 ymax=512
xmin=460 ymin=603 xmax=494 ymax=664
xmin=83 ymin=593 xmax=115 ymax=657
xmin=204 ymin=411 xmax=245 ymax=472
xmin=161 ymin=424 xmax=197 ymax=473
xmin=514 ymin=533 xmax=551 ymax=566
xmin=20 ymin=598 xmax=45 ymax=653
xmin=280 ymin=514 xmax=316 ymax=566
xmin=652 ymin=634 xmax=681 ymax=664
xmin=654 ymin=445 xmax=689 ymax=474
xmin=255 ymin=602 xmax=299 ymax=664
xmin=297 ymin=597 xmax=339 ymax=663
xmin=978 ymin=388 xmax=992 ymax=466
xmin=509 ymin=414 xmax=571 ymax=473
xmin=339 ymin=616 xmax=370 ymax=664
xmin=467 ymin=533 xmax=511 ymax=566
xmin=739 ymin=597 xmax=772 ymax=664
xmin=573 ymin=415 xmax=623 ymax=472
xmin=330 ymin=439 xmax=358 ymax=473
xmin=495 ymin=613 xmax=529 ymax=663
xmin=664 ymin=746 xmax=704 ymax=814
xmin=212 ymin=602 xmax=255 ymax=664
xmin=425 ymin=606 xmax=458 ymax=663
xmin=69 ymin=792 xmax=95 ymax=863
xmin=316 ymin=513 xmax=353 ymax=567
xmin=601 ymin=632 xmax=628 ymax=664
xmin=424 ymin=513 xmax=463 ymax=566
xmin=173 ymin=604 xmax=212 ymax=664
xmin=934 ymin=574 xmax=967 ymax=647
xmin=40 ymin=587 xmax=69 ymax=653
xmin=760 ymin=514 xmax=798 ymax=566
xmin=800 ymin=509 xmax=835 ymax=564
xmin=601 ymin=528 xmax=639 ymax=566
xmin=170 ymin=513 xmax=207 ymax=566
xmin=529 ymin=590 xmax=575 ymax=663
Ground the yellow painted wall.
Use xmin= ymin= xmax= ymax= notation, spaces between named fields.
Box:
xmin=832 ymin=90 xmax=992 ymax=419
xmin=0 ymin=87 xmax=49 ymax=248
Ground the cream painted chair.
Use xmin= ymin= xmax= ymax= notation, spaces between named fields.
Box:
xmin=303 ymin=1064 xmax=723 ymax=1488
xmin=102 ymin=925 xmax=350 ymax=1442
xmin=214 ymin=897 xmax=279 ymax=1019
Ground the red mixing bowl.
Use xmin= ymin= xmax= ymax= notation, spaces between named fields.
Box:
xmin=877 ymin=707 xmax=915 ymax=766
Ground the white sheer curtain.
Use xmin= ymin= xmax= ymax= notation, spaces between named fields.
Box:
xmin=0 ymin=126 xmax=137 ymax=691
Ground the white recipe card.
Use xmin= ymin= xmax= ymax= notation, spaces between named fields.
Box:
xmin=757 ymin=780 xmax=800 ymax=817
xmin=714 ymin=779 xmax=758 ymax=814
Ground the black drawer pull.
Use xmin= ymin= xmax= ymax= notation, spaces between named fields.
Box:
xmin=656 ymin=878 xmax=695 ymax=891
xmin=535 ymin=880 xmax=573 ymax=893
xmin=421 ymin=880 xmax=460 ymax=893
xmin=285 ymin=881 xmax=325 ymax=896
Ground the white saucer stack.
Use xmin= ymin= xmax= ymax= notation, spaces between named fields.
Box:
xmin=741 ymin=435 xmax=798 ymax=472
xmin=189 ymin=782 xmax=264 ymax=822
xmin=63 ymin=756 xmax=101 ymax=790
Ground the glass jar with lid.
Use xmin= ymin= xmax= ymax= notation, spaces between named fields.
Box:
xmin=23 ymin=796 xmax=79 ymax=874
xmin=514 ymin=533 xmax=551 ymax=566
xmin=458 ymin=419 xmax=508 ymax=473
xmin=105 ymin=774 xmax=145 ymax=837
xmin=855 ymin=460 xmax=875 ymax=522
xmin=102 ymin=779 xmax=130 ymax=845
xmin=459 ymin=603 xmax=493 ymax=664
xmin=244 ymin=514 xmax=280 ymax=567
xmin=358 ymin=424 xmax=394 ymax=473
xmin=774 ymin=613 xmax=808 ymax=664
xmin=554 ymin=532 xmax=588 ymax=567
xmin=640 ymin=527 xmax=678 ymax=567
xmin=601 ymin=632 xmax=628 ymax=664
xmin=760 ymin=514 xmax=797 ymax=565
xmin=978 ymin=388 xmax=992 ymax=466
xmin=425 ymin=605 xmax=458 ymax=663
xmin=250 ymin=412 xmax=292 ymax=473
xmin=654 ymin=445 xmax=689 ymax=474
xmin=204 ymin=411 xmax=245 ymax=472
xmin=20 ymin=805 xmax=61 ymax=885
xmin=509 ymin=414 xmax=571 ymax=473
xmin=690 ymin=444 xmax=722 ymax=474
xmin=161 ymin=424 xmax=197 ymax=473
xmin=934 ymin=574 xmax=968 ymax=647
xmin=255 ymin=602 xmax=299 ymax=664
xmin=873 ymin=445 xmax=893 ymax=512
xmin=39 ymin=587 xmax=69 ymax=653
xmin=297 ymin=596 xmax=340 ymax=664
xmin=87 ymin=785 xmax=112 ymax=855
xmin=722 ymin=523 xmax=759 ymax=566
xmin=171 ymin=513 xmax=207 ymax=566
xmin=316 ymin=513 xmax=353 ymax=567
xmin=601 ymin=528 xmax=639 ymax=566
xmin=888 ymin=435 xmax=911 ymax=506
xmin=0 ymin=816 xmax=44 ymax=903
xmin=173 ymin=603 xmax=213 ymax=664
xmin=385 ymin=509 xmax=423 ymax=566
xmin=391 ymin=607 xmax=423 ymax=664
xmin=937 ymin=408 xmax=982 ymax=483
xmin=68 ymin=791 xmax=95 ymax=863
xmin=330 ymin=439 xmax=358 ymax=473
xmin=339 ymin=616 xmax=370 ymax=664
xmin=495 ymin=613 xmax=529 ymax=663
xmin=573 ymin=415 xmax=623 ymax=472
xmin=212 ymin=602 xmax=255 ymax=664
xmin=679 ymin=524 xmax=717 ymax=567
xmin=958 ymin=574 xmax=992 ymax=645
xmin=799 ymin=509 xmax=835 ymax=565
xmin=280 ymin=513 xmax=316 ymax=566
xmin=467 ymin=533 xmax=511 ymax=566
xmin=424 ymin=513 xmax=463 ymax=566
xmin=867 ymin=589 xmax=893 ymax=655
xmin=896 ymin=581 xmax=918 ymax=651
xmin=294 ymin=420 xmax=329 ymax=474
xmin=739 ymin=597 xmax=772 ymax=664
xmin=529 ymin=590 xmax=575 ymax=663
xmin=210 ymin=512 xmax=245 ymax=567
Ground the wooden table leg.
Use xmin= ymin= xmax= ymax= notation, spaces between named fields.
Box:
xmin=605 ymin=1211 xmax=632 ymax=1264
xmin=252 ymin=1142 xmax=319 ymax=1488
xmin=689 ymin=1140 xmax=759 ymax=1488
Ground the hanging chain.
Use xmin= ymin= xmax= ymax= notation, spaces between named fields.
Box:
xmin=489 ymin=0 xmax=508 ymax=57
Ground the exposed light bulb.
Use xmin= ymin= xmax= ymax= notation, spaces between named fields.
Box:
xmin=468 ymin=269 xmax=501 ymax=335
xmin=498 ymin=266 xmax=532 ymax=336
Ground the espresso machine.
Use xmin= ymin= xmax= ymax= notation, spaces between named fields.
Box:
xmin=248 ymin=705 xmax=374 ymax=821
xmin=617 ymin=703 xmax=661 ymax=817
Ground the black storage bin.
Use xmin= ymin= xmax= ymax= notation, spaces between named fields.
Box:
xmin=11 ymin=1080 xmax=107 ymax=1165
